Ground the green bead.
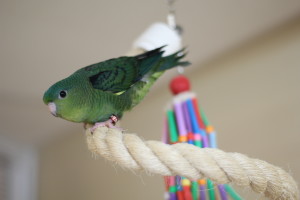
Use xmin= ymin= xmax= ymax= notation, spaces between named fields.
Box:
xmin=200 ymin=107 xmax=210 ymax=126
xmin=207 ymin=179 xmax=216 ymax=200
xmin=191 ymin=181 xmax=199 ymax=200
xmin=169 ymin=185 xmax=177 ymax=193
xmin=167 ymin=110 xmax=178 ymax=143
xmin=194 ymin=140 xmax=203 ymax=148
xmin=224 ymin=184 xmax=243 ymax=200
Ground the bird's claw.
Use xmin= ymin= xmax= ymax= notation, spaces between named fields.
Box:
xmin=90 ymin=115 xmax=123 ymax=132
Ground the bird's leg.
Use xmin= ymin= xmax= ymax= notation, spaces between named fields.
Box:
xmin=83 ymin=123 xmax=88 ymax=129
xmin=109 ymin=115 xmax=118 ymax=126
xmin=90 ymin=115 xmax=122 ymax=132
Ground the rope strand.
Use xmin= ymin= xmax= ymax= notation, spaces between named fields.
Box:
xmin=86 ymin=127 xmax=299 ymax=200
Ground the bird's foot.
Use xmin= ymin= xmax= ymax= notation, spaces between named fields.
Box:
xmin=90 ymin=115 xmax=123 ymax=132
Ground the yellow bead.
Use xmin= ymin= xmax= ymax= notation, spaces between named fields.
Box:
xmin=181 ymin=179 xmax=191 ymax=186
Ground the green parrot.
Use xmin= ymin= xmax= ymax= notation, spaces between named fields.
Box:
xmin=43 ymin=46 xmax=189 ymax=130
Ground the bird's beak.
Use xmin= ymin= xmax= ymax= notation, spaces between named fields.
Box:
xmin=48 ymin=102 xmax=57 ymax=117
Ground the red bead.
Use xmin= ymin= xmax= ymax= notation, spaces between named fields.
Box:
xmin=187 ymin=133 xmax=194 ymax=141
xmin=169 ymin=75 xmax=190 ymax=95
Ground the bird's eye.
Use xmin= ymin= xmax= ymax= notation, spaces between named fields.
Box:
xmin=59 ymin=90 xmax=67 ymax=99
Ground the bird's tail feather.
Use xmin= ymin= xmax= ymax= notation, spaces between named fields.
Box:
xmin=135 ymin=46 xmax=165 ymax=80
xmin=122 ymin=47 xmax=190 ymax=108
xmin=157 ymin=48 xmax=190 ymax=71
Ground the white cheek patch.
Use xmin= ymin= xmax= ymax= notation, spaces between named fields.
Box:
xmin=48 ymin=102 xmax=57 ymax=116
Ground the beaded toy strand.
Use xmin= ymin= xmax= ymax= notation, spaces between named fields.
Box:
xmin=163 ymin=75 xmax=242 ymax=200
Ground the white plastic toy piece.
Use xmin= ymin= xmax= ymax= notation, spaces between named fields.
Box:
xmin=133 ymin=23 xmax=182 ymax=56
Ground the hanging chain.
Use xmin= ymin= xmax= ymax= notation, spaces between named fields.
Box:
xmin=166 ymin=0 xmax=176 ymax=29
xmin=166 ymin=0 xmax=184 ymax=74
xmin=166 ymin=0 xmax=183 ymax=35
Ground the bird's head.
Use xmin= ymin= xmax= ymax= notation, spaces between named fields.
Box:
xmin=43 ymin=75 xmax=88 ymax=122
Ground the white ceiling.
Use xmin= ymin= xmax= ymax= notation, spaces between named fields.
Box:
xmin=1 ymin=0 xmax=300 ymax=146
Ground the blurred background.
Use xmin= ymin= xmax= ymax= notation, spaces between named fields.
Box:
xmin=1 ymin=0 xmax=300 ymax=199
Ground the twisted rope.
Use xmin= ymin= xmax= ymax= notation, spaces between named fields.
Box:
xmin=85 ymin=127 xmax=299 ymax=200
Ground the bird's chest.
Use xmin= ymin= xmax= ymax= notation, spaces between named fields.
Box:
xmin=84 ymin=92 xmax=121 ymax=123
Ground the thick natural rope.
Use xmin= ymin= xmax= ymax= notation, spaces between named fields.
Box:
xmin=86 ymin=127 xmax=299 ymax=200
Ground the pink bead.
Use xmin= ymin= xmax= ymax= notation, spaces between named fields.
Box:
xmin=194 ymin=134 xmax=202 ymax=140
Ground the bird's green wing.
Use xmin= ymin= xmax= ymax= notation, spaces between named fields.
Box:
xmin=77 ymin=47 xmax=165 ymax=93
xmin=87 ymin=61 xmax=138 ymax=93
